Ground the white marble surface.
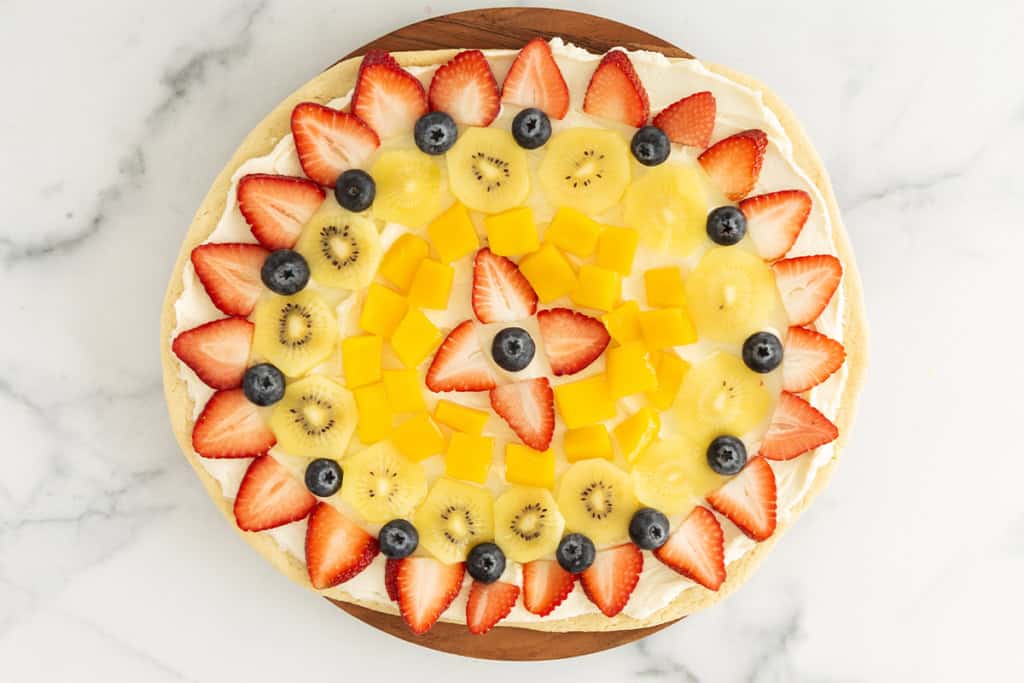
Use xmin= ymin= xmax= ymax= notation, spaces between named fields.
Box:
xmin=2 ymin=0 xmax=1021 ymax=680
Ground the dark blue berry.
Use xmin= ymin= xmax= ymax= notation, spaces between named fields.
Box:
xmin=511 ymin=108 xmax=552 ymax=149
xmin=260 ymin=249 xmax=310 ymax=295
xmin=706 ymin=206 xmax=747 ymax=245
xmin=414 ymin=112 xmax=458 ymax=155
xmin=491 ymin=327 xmax=535 ymax=372
xmin=242 ymin=363 xmax=285 ymax=406
xmin=556 ymin=533 xmax=596 ymax=574
xmin=466 ymin=542 xmax=505 ymax=583
xmin=742 ymin=331 xmax=784 ymax=373
xmin=334 ymin=169 xmax=376 ymax=212
xmin=628 ymin=508 xmax=670 ymax=550
xmin=630 ymin=125 xmax=670 ymax=166
xmin=706 ymin=435 xmax=748 ymax=475
xmin=304 ymin=458 xmax=343 ymax=497
xmin=378 ymin=519 xmax=419 ymax=559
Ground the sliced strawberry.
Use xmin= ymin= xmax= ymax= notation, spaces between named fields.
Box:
xmin=395 ymin=557 xmax=465 ymax=635
xmin=653 ymin=506 xmax=725 ymax=591
xmin=652 ymin=91 xmax=716 ymax=148
xmin=426 ymin=320 xmax=497 ymax=392
xmin=783 ymin=326 xmax=846 ymax=393
xmin=698 ymin=129 xmax=768 ymax=201
xmin=233 ymin=455 xmax=316 ymax=532
xmin=740 ymin=189 xmax=812 ymax=261
xmin=489 ymin=378 xmax=555 ymax=450
xmin=290 ymin=102 xmax=380 ymax=187
xmin=466 ymin=580 xmax=520 ymax=635
xmin=192 ymin=389 xmax=276 ymax=459
xmin=772 ymin=254 xmax=843 ymax=326
xmin=472 ymin=248 xmax=538 ymax=323
xmin=172 ymin=317 xmax=253 ymax=390
xmin=760 ymin=391 xmax=838 ymax=461
xmin=522 ymin=559 xmax=575 ymax=617
xmin=579 ymin=543 xmax=643 ymax=617
xmin=707 ymin=456 xmax=777 ymax=541
xmin=428 ymin=50 xmax=500 ymax=127
xmin=500 ymin=38 xmax=570 ymax=120
xmin=237 ymin=174 xmax=325 ymax=250
xmin=536 ymin=308 xmax=610 ymax=376
xmin=384 ymin=558 xmax=400 ymax=602
xmin=352 ymin=62 xmax=428 ymax=139
xmin=305 ymin=502 xmax=379 ymax=589
xmin=582 ymin=50 xmax=649 ymax=127
xmin=190 ymin=243 xmax=268 ymax=317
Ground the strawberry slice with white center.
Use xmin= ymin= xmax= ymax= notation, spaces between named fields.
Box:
xmin=237 ymin=174 xmax=326 ymax=250
xmin=652 ymin=91 xmax=716 ymax=148
xmin=522 ymin=559 xmax=575 ymax=617
xmin=305 ymin=502 xmax=379 ymax=590
xmin=471 ymin=248 xmax=538 ymax=324
xmin=536 ymin=308 xmax=610 ymax=376
xmin=740 ymin=189 xmax=812 ymax=261
xmin=466 ymin=580 xmax=520 ymax=635
xmin=190 ymin=243 xmax=268 ymax=317
xmin=772 ymin=254 xmax=843 ymax=326
xmin=426 ymin=320 xmax=497 ymax=392
xmin=489 ymin=378 xmax=555 ymax=451
xmin=698 ymin=129 xmax=768 ymax=201
xmin=500 ymin=38 xmax=570 ymax=120
xmin=653 ymin=506 xmax=726 ymax=591
xmin=290 ymin=102 xmax=380 ymax=187
xmin=172 ymin=317 xmax=253 ymax=390
xmin=351 ymin=61 xmax=429 ymax=139
xmin=579 ymin=542 xmax=643 ymax=617
xmin=395 ymin=557 xmax=466 ymax=635
xmin=706 ymin=456 xmax=777 ymax=541
xmin=192 ymin=389 xmax=276 ymax=459
xmin=582 ymin=50 xmax=650 ymax=127
xmin=233 ymin=455 xmax=316 ymax=532
xmin=428 ymin=49 xmax=500 ymax=127
xmin=782 ymin=326 xmax=846 ymax=393
xmin=759 ymin=391 xmax=839 ymax=461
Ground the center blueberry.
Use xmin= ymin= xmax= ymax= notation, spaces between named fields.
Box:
xmin=491 ymin=327 xmax=535 ymax=372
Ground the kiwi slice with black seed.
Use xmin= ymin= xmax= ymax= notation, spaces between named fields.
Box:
xmin=295 ymin=203 xmax=381 ymax=290
xmin=556 ymin=458 xmax=638 ymax=547
xmin=493 ymin=486 xmax=565 ymax=563
xmin=252 ymin=290 xmax=337 ymax=377
xmin=446 ymin=127 xmax=530 ymax=213
xmin=268 ymin=375 xmax=356 ymax=459
xmin=413 ymin=478 xmax=494 ymax=564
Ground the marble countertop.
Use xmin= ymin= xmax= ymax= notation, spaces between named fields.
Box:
xmin=2 ymin=0 xmax=1021 ymax=680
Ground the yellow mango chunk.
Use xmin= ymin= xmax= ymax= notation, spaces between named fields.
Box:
xmin=428 ymin=202 xmax=479 ymax=263
xmin=378 ymin=233 xmax=429 ymax=292
xmin=444 ymin=432 xmax=494 ymax=483
xmin=390 ymin=309 xmax=441 ymax=368
xmin=484 ymin=206 xmax=539 ymax=256
xmin=614 ymin=407 xmax=661 ymax=464
xmin=545 ymin=207 xmax=602 ymax=256
xmin=359 ymin=283 xmax=408 ymax=338
xmin=391 ymin=414 xmax=446 ymax=462
xmin=638 ymin=308 xmax=697 ymax=349
xmin=519 ymin=243 xmax=577 ymax=303
xmin=646 ymin=352 xmax=690 ymax=410
xmin=504 ymin=444 xmax=555 ymax=489
xmin=434 ymin=400 xmax=490 ymax=435
xmin=606 ymin=341 xmax=658 ymax=397
xmin=601 ymin=301 xmax=642 ymax=344
xmin=570 ymin=264 xmax=621 ymax=312
xmin=382 ymin=368 xmax=426 ymax=413
xmin=353 ymin=382 xmax=393 ymax=443
xmin=596 ymin=225 xmax=639 ymax=276
xmin=341 ymin=335 xmax=382 ymax=388
xmin=563 ymin=424 xmax=614 ymax=462
xmin=553 ymin=374 xmax=618 ymax=429
xmin=407 ymin=258 xmax=454 ymax=310
xmin=644 ymin=267 xmax=686 ymax=308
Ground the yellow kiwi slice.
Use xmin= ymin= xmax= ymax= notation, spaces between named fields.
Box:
xmin=370 ymin=150 xmax=442 ymax=227
xmin=493 ymin=486 xmax=565 ymax=563
xmin=684 ymin=247 xmax=781 ymax=343
xmin=269 ymin=375 xmax=357 ymax=459
xmin=295 ymin=204 xmax=381 ymax=289
xmin=446 ymin=127 xmax=530 ymax=213
xmin=556 ymin=459 xmax=638 ymax=547
xmin=674 ymin=352 xmax=773 ymax=448
xmin=623 ymin=163 xmax=710 ymax=255
xmin=413 ymin=478 xmax=495 ymax=564
xmin=252 ymin=290 xmax=337 ymax=376
xmin=631 ymin=437 xmax=726 ymax=516
xmin=538 ymin=128 xmax=631 ymax=215
xmin=340 ymin=442 xmax=427 ymax=523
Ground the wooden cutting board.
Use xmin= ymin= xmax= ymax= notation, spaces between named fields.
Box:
xmin=329 ymin=7 xmax=690 ymax=661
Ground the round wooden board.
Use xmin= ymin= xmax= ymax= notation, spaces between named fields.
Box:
xmin=325 ymin=8 xmax=691 ymax=661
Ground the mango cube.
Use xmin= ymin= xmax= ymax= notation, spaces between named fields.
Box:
xmin=601 ymin=301 xmax=642 ymax=344
xmin=596 ymin=226 xmax=639 ymax=276
xmin=504 ymin=444 xmax=555 ymax=489
xmin=407 ymin=259 xmax=454 ymax=309
xmin=484 ymin=206 xmax=539 ymax=256
xmin=606 ymin=341 xmax=658 ymax=397
xmin=519 ymin=243 xmax=577 ymax=303
xmin=546 ymin=207 xmax=602 ymax=256
xmin=379 ymin=233 xmax=429 ymax=291
xmin=428 ymin=202 xmax=479 ymax=263
xmin=553 ymin=374 xmax=618 ymax=429
xmin=341 ymin=335 xmax=382 ymax=388
xmin=444 ymin=432 xmax=494 ymax=483
xmin=644 ymin=267 xmax=686 ymax=307
xmin=382 ymin=368 xmax=426 ymax=412
xmin=390 ymin=309 xmax=441 ymax=368
xmin=391 ymin=414 xmax=445 ymax=461
xmin=359 ymin=283 xmax=408 ymax=338
xmin=638 ymin=308 xmax=698 ymax=349
xmin=563 ymin=424 xmax=614 ymax=462
xmin=353 ymin=382 xmax=393 ymax=443
xmin=646 ymin=351 xmax=690 ymax=410
xmin=613 ymin=407 xmax=661 ymax=464
xmin=434 ymin=399 xmax=490 ymax=435
xmin=571 ymin=264 xmax=621 ymax=312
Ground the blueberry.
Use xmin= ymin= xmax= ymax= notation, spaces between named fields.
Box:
xmin=466 ymin=542 xmax=505 ymax=583
xmin=260 ymin=249 xmax=310 ymax=295
xmin=304 ymin=458 xmax=343 ymax=497
xmin=556 ymin=533 xmax=596 ymax=574
xmin=511 ymin=107 xmax=552 ymax=149
xmin=242 ymin=363 xmax=285 ymax=406
xmin=742 ymin=331 xmax=784 ymax=373
xmin=630 ymin=125 xmax=670 ymax=166
xmin=378 ymin=519 xmax=419 ymax=559
xmin=334 ymin=169 xmax=376 ymax=212
xmin=491 ymin=327 xmax=535 ymax=372
xmin=706 ymin=435 xmax=748 ymax=475
xmin=628 ymin=508 xmax=670 ymax=550
xmin=414 ymin=112 xmax=458 ymax=155
xmin=706 ymin=206 xmax=747 ymax=246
